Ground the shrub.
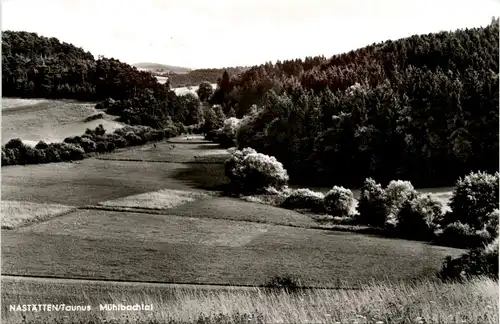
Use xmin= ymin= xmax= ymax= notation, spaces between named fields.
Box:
xmin=436 ymin=221 xmax=492 ymax=249
xmin=175 ymin=122 xmax=186 ymax=135
xmin=124 ymin=132 xmax=143 ymax=146
xmin=447 ymin=171 xmax=499 ymax=230
xmin=438 ymin=239 xmax=499 ymax=281
xmin=35 ymin=141 xmax=49 ymax=149
xmin=485 ymin=209 xmax=499 ymax=238
xmin=95 ymin=124 xmax=106 ymax=136
xmin=5 ymin=138 xmax=24 ymax=149
xmin=79 ymin=138 xmax=97 ymax=153
xmin=84 ymin=112 xmax=104 ymax=122
xmin=22 ymin=145 xmax=37 ymax=164
xmin=112 ymin=136 xmax=127 ymax=148
xmin=324 ymin=186 xmax=355 ymax=217
xmin=357 ymin=178 xmax=388 ymax=227
xmin=65 ymin=136 xmax=83 ymax=144
xmin=203 ymin=105 xmax=225 ymax=135
xmin=385 ymin=180 xmax=418 ymax=227
xmin=281 ymin=188 xmax=326 ymax=213
xmin=197 ymin=81 xmax=215 ymax=102
xmin=396 ymin=194 xmax=443 ymax=240
xmin=95 ymin=141 xmax=108 ymax=153
xmin=32 ymin=149 xmax=47 ymax=164
xmin=4 ymin=148 xmax=18 ymax=165
xmin=58 ymin=143 xmax=85 ymax=161
xmin=224 ymin=148 xmax=289 ymax=193
xmin=266 ymin=275 xmax=301 ymax=294
xmin=164 ymin=126 xmax=179 ymax=138
xmin=1 ymin=148 xmax=8 ymax=165
xmin=45 ymin=146 xmax=62 ymax=162
xmin=218 ymin=117 xmax=241 ymax=148
xmin=106 ymin=142 xmax=116 ymax=152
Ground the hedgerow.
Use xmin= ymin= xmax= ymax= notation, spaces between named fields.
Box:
xmin=2 ymin=123 xmax=182 ymax=167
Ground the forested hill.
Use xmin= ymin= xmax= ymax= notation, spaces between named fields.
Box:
xmin=211 ymin=19 xmax=499 ymax=188
xmin=2 ymin=31 xmax=168 ymax=101
xmin=165 ymin=67 xmax=248 ymax=87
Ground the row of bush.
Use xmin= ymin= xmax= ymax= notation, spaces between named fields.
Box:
xmin=223 ymin=147 xmax=499 ymax=280
xmin=224 ymin=147 xmax=499 ymax=247
xmin=1 ymin=123 xmax=183 ymax=166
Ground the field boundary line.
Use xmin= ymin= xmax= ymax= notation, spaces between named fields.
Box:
xmin=1 ymin=274 xmax=362 ymax=290
xmin=78 ymin=205 xmax=370 ymax=235
xmin=95 ymin=157 xmax=225 ymax=164
xmin=165 ymin=140 xmax=212 ymax=144
xmin=80 ymin=205 xmax=325 ymax=229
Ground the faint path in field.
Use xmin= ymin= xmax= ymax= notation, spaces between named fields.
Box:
xmin=1 ymin=275 xmax=361 ymax=291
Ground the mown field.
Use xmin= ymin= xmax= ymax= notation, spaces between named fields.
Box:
xmin=2 ymin=98 xmax=124 ymax=145
xmin=3 ymin=207 xmax=464 ymax=287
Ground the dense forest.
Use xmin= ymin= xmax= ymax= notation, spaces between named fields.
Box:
xmin=161 ymin=67 xmax=248 ymax=88
xmin=3 ymin=20 xmax=499 ymax=189
xmin=209 ymin=18 xmax=500 ymax=188
xmin=2 ymin=31 xmax=169 ymax=101
xmin=1 ymin=31 xmax=204 ymax=128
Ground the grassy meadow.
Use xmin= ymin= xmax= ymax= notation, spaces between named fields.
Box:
xmin=1 ymin=158 xmax=194 ymax=206
xmin=2 ymin=98 xmax=124 ymax=145
xmin=2 ymin=276 xmax=497 ymax=324
xmin=0 ymin=123 xmax=492 ymax=323
xmin=1 ymin=201 xmax=76 ymax=229
xmin=169 ymin=83 xmax=217 ymax=96
xmin=97 ymin=139 xmax=230 ymax=163
xmin=3 ymin=206 xmax=464 ymax=286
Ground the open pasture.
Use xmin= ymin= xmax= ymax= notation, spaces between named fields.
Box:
xmin=2 ymin=98 xmax=124 ymax=145
xmin=1 ymin=159 xmax=194 ymax=206
xmin=98 ymin=188 xmax=209 ymax=210
xmin=2 ymin=208 xmax=464 ymax=287
xmin=165 ymin=196 xmax=320 ymax=228
xmin=98 ymin=139 xmax=230 ymax=163
xmin=171 ymin=83 xmax=217 ymax=96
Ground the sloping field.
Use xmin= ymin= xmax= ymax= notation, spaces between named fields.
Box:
xmin=1 ymin=201 xmax=76 ymax=229
xmin=98 ymin=189 xmax=209 ymax=210
xmin=1 ymin=159 xmax=194 ymax=206
xmin=171 ymin=84 xmax=216 ymax=96
xmin=2 ymin=209 xmax=464 ymax=287
xmin=2 ymin=98 xmax=124 ymax=145
xmin=98 ymin=140 xmax=230 ymax=163
xmin=165 ymin=197 xmax=319 ymax=228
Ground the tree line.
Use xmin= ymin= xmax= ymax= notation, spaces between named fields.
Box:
xmin=159 ymin=67 xmax=248 ymax=88
xmin=207 ymin=18 xmax=499 ymax=188
xmin=2 ymin=30 xmax=205 ymax=129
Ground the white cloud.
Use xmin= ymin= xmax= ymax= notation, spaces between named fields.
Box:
xmin=2 ymin=0 xmax=499 ymax=68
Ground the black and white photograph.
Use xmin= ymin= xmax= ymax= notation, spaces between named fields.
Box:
xmin=1 ymin=0 xmax=499 ymax=323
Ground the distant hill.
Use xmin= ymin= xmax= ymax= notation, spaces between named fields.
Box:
xmin=133 ymin=62 xmax=191 ymax=74
xmin=165 ymin=67 xmax=250 ymax=87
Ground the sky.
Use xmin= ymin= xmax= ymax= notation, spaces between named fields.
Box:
xmin=2 ymin=0 xmax=499 ymax=69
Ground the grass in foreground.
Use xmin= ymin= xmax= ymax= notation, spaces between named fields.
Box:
xmin=1 ymin=201 xmax=75 ymax=229
xmin=2 ymin=277 xmax=497 ymax=324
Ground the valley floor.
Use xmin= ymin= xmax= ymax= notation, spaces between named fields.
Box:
xmin=1 ymin=135 xmax=489 ymax=324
